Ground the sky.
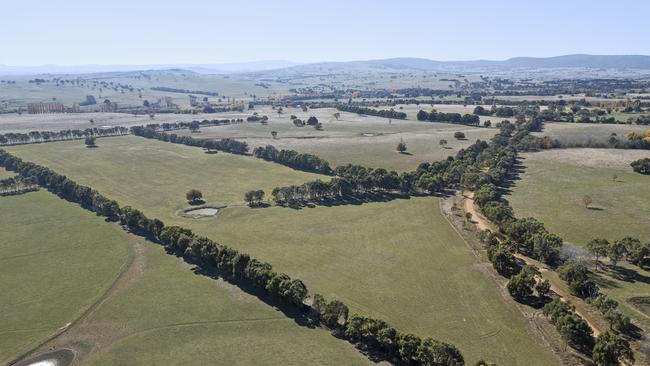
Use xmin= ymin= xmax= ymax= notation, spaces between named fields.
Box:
xmin=1 ymin=0 xmax=649 ymax=66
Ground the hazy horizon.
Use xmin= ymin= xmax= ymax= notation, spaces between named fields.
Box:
xmin=2 ymin=0 xmax=649 ymax=66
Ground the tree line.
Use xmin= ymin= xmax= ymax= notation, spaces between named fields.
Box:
xmin=0 ymin=127 xmax=129 ymax=146
xmin=336 ymin=105 xmax=407 ymax=119
xmin=0 ymin=174 xmax=39 ymax=196
xmin=466 ymin=114 xmax=637 ymax=364
xmin=150 ymin=86 xmax=219 ymax=96
xmin=416 ymin=110 xmax=480 ymax=126
xmin=130 ymin=126 xmax=249 ymax=155
xmin=252 ymin=145 xmax=333 ymax=175
xmin=0 ymin=149 xmax=469 ymax=366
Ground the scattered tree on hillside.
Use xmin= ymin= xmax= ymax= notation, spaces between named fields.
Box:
xmin=333 ymin=112 xmax=340 ymax=120
xmin=271 ymin=131 xmax=278 ymax=139
xmin=454 ymin=131 xmax=466 ymax=139
xmin=439 ymin=139 xmax=448 ymax=148
xmin=396 ymin=139 xmax=407 ymax=153
xmin=186 ymin=189 xmax=203 ymax=204
xmin=581 ymin=195 xmax=592 ymax=209
xmin=84 ymin=136 xmax=97 ymax=147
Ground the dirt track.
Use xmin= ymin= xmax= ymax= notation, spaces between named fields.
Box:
xmin=461 ymin=191 xmax=603 ymax=337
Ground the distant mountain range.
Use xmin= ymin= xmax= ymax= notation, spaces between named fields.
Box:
xmin=265 ymin=55 xmax=650 ymax=75
xmin=1 ymin=55 xmax=650 ymax=76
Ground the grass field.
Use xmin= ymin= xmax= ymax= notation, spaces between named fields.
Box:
xmin=536 ymin=122 xmax=649 ymax=146
xmin=0 ymin=185 xmax=368 ymax=365
xmin=508 ymin=149 xmax=650 ymax=246
xmin=0 ymin=189 xmax=130 ymax=363
xmin=177 ymin=106 xmax=496 ymax=171
xmin=507 ymin=149 xmax=650 ymax=336
xmin=7 ymin=138 xmax=558 ymax=365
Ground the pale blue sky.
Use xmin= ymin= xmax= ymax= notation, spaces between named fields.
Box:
xmin=2 ymin=0 xmax=648 ymax=65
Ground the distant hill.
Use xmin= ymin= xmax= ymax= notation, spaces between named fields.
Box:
xmin=0 ymin=60 xmax=301 ymax=76
xmin=258 ymin=55 xmax=650 ymax=75
xmin=2 ymin=55 xmax=650 ymax=77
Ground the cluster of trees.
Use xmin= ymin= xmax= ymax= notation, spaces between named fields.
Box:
xmin=590 ymin=294 xmax=635 ymax=335
xmin=587 ymin=237 xmax=650 ymax=269
xmin=542 ymin=298 xmax=593 ymax=350
xmin=473 ymin=105 xmax=516 ymax=118
xmin=557 ymin=263 xmax=599 ymax=299
xmin=506 ymin=265 xmax=551 ymax=301
xmin=246 ymin=114 xmax=269 ymax=123
xmin=544 ymin=296 xmax=634 ymax=366
xmin=0 ymin=127 xmax=128 ymax=146
xmin=244 ymin=190 xmax=265 ymax=206
xmin=0 ymin=148 xmax=468 ymax=366
xmin=336 ymin=105 xmax=407 ymax=119
xmin=416 ymin=110 xmax=480 ymax=126
xmin=130 ymin=126 xmax=249 ymax=155
xmin=252 ymin=145 xmax=333 ymax=174
xmin=630 ymin=158 xmax=650 ymax=174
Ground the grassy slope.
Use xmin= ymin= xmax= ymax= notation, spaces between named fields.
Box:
xmin=536 ymin=122 xmax=649 ymax=145
xmin=8 ymin=139 xmax=558 ymax=365
xmin=0 ymin=190 xmax=130 ymax=363
xmin=507 ymin=149 xmax=650 ymax=333
xmin=0 ymin=177 xmax=368 ymax=365
xmin=508 ymin=149 xmax=650 ymax=245
xmin=83 ymin=233 xmax=367 ymax=366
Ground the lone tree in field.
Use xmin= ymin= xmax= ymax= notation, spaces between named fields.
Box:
xmin=581 ymin=195 xmax=592 ymax=209
xmin=84 ymin=136 xmax=97 ymax=147
xmin=306 ymin=116 xmax=319 ymax=126
xmin=186 ymin=189 xmax=203 ymax=204
xmin=189 ymin=121 xmax=200 ymax=133
xmin=454 ymin=131 xmax=466 ymax=139
xmin=396 ymin=139 xmax=407 ymax=153
xmin=271 ymin=131 xmax=278 ymax=139
xmin=333 ymin=112 xmax=340 ymax=120
xmin=439 ymin=139 xmax=448 ymax=149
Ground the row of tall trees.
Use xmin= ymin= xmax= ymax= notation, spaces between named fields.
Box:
xmin=416 ymin=110 xmax=480 ymax=126
xmin=252 ymin=145 xmax=333 ymax=174
xmin=0 ymin=148 xmax=467 ymax=366
xmin=0 ymin=127 xmax=128 ymax=146
xmin=466 ymin=114 xmax=640 ymax=364
xmin=336 ymin=105 xmax=407 ymax=119
xmin=131 ymin=126 xmax=249 ymax=155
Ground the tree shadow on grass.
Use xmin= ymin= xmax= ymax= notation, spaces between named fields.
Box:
xmin=586 ymin=206 xmax=605 ymax=211
xmin=602 ymin=264 xmax=650 ymax=285
xmin=279 ymin=192 xmax=425 ymax=210
xmin=179 ymin=257 xmax=394 ymax=364
xmin=499 ymin=158 xmax=526 ymax=195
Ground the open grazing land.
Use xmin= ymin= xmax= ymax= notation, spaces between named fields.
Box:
xmin=536 ymin=122 xmax=650 ymax=146
xmin=5 ymin=8 xmax=650 ymax=363
xmin=6 ymin=136 xmax=558 ymax=365
xmin=174 ymin=106 xmax=496 ymax=171
xmin=508 ymin=149 xmax=650 ymax=247
xmin=0 ymin=179 xmax=368 ymax=366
